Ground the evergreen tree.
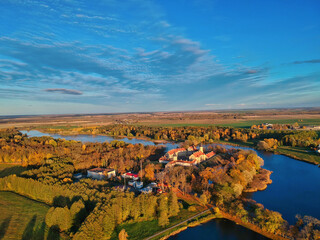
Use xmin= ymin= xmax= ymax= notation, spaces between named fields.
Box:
xmin=158 ymin=196 xmax=169 ymax=227
xmin=168 ymin=192 xmax=180 ymax=217
xmin=103 ymin=208 xmax=115 ymax=239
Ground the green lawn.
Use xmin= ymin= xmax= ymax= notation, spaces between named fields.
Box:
xmin=0 ymin=191 xmax=55 ymax=240
xmin=215 ymin=119 xmax=320 ymax=128
xmin=274 ymin=146 xmax=320 ymax=165
xmin=110 ymin=208 xmax=200 ymax=240
xmin=138 ymin=119 xmax=320 ymax=128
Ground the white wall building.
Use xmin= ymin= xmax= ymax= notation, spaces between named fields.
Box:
xmin=87 ymin=168 xmax=116 ymax=180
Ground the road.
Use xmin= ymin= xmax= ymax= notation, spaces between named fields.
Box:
xmin=144 ymin=207 xmax=213 ymax=240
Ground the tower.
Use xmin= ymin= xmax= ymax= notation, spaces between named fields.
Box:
xmin=173 ymin=152 xmax=178 ymax=161
xmin=200 ymin=146 xmax=204 ymax=153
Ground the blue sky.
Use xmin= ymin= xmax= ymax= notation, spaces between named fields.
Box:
xmin=0 ymin=0 xmax=319 ymax=115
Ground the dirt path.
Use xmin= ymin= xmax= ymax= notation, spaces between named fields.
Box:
xmin=144 ymin=208 xmax=213 ymax=240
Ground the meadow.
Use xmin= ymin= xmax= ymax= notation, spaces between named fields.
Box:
xmin=0 ymin=191 xmax=50 ymax=240
xmin=143 ymin=118 xmax=320 ymax=128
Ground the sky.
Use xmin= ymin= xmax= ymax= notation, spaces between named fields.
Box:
xmin=0 ymin=0 xmax=319 ymax=115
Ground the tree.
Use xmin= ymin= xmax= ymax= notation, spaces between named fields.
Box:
xmin=158 ymin=196 xmax=169 ymax=227
xmin=45 ymin=207 xmax=72 ymax=232
xmin=256 ymin=141 xmax=270 ymax=151
xmin=200 ymin=192 xmax=208 ymax=205
xmin=118 ymin=229 xmax=128 ymax=240
xmin=70 ymin=199 xmax=87 ymax=227
xmin=168 ymin=192 xmax=180 ymax=217
xmin=144 ymin=164 xmax=155 ymax=181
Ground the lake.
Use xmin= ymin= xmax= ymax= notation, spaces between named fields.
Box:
xmin=21 ymin=130 xmax=320 ymax=239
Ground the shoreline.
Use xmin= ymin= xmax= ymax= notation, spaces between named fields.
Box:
xmin=158 ymin=210 xmax=287 ymax=240
xmin=25 ymin=128 xmax=319 ymax=165
xmin=25 ymin=128 xmax=171 ymax=145
xmin=210 ymin=139 xmax=319 ymax=166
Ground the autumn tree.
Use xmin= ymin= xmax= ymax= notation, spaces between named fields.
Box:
xmin=158 ymin=196 xmax=169 ymax=227
xmin=118 ymin=229 xmax=128 ymax=240
xmin=144 ymin=163 xmax=155 ymax=181
xmin=168 ymin=192 xmax=180 ymax=217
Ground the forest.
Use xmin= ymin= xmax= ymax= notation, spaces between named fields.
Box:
xmin=0 ymin=127 xmax=319 ymax=239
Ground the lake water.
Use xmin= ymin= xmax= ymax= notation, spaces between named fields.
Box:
xmin=21 ymin=130 xmax=320 ymax=239
xmin=168 ymin=218 xmax=268 ymax=240
xmin=21 ymin=130 xmax=180 ymax=151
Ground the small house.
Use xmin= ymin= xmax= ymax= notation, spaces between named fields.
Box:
xmin=87 ymin=168 xmax=116 ymax=180
xmin=140 ymin=186 xmax=152 ymax=194
xmin=135 ymin=181 xmax=143 ymax=189
xmin=122 ymin=172 xmax=139 ymax=181
xmin=74 ymin=173 xmax=83 ymax=179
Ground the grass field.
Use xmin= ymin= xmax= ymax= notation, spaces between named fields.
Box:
xmin=139 ymin=119 xmax=320 ymax=128
xmin=274 ymin=146 xmax=320 ymax=165
xmin=110 ymin=198 xmax=203 ymax=240
xmin=214 ymin=119 xmax=320 ymax=128
xmin=111 ymin=209 xmax=199 ymax=240
xmin=0 ymin=191 xmax=54 ymax=240
xmin=32 ymin=125 xmax=80 ymax=130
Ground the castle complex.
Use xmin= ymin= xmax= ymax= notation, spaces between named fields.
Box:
xmin=159 ymin=146 xmax=215 ymax=167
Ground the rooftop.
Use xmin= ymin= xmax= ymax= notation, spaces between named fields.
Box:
xmin=88 ymin=168 xmax=115 ymax=173
xmin=206 ymin=151 xmax=216 ymax=158
xmin=191 ymin=151 xmax=205 ymax=158
xmin=167 ymin=148 xmax=186 ymax=155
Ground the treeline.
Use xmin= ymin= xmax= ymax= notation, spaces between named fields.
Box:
xmin=257 ymin=131 xmax=320 ymax=151
xmin=21 ymin=157 xmax=75 ymax=184
xmin=222 ymin=199 xmax=288 ymax=235
xmin=222 ymin=198 xmax=320 ymax=239
xmin=74 ymin=192 xmax=180 ymax=239
xmin=36 ymin=124 xmax=320 ymax=149
xmin=0 ymin=128 xmax=162 ymax=172
xmin=0 ymin=174 xmax=180 ymax=238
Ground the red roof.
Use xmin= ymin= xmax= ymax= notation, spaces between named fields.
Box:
xmin=125 ymin=172 xmax=139 ymax=178
xmin=206 ymin=151 xmax=216 ymax=158
xmin=188 ymin=146 xmax=198 ymax=151
xmin=191 ymin=151 xmax=205 ymax=158
xmin=88 ymin=168 xmax=114 ymax=173
xmin=167 ymin=148 xmax=186 ymax=155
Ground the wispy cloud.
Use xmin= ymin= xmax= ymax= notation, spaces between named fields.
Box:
xmin=0 ymin=0 xmax=319 ymax=114
xmin=293 ymin=59 xmax=320 ymax=64
xmin=44 ymin=88 xmax=83 ymax=95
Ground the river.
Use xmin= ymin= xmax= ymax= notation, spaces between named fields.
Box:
xmin=21 ymin=130 xmax=320 ymax=239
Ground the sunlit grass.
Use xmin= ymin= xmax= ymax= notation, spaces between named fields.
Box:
xmin=0 ymin=191 xmax=50 ymax=240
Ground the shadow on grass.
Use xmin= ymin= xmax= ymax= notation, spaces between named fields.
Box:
xmin=0 ymin=216 xmax=11 ymax=240
xmin=0 ymin=165 xmax=27 ymax=178
xmin=47 ymin=226 xmax=60 ymax=240
xmin=22 ymin=215 xmax=37 ymax=240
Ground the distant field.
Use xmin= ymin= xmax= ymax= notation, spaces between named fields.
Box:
xmin=139 ymin=123 xmax=214 ymax=127
xmin=143 ymin=119 xmax=320 ymax=128
xmin=215 ymin=119 xmax=320 ymax=128
xmin=32 ymin=125 xmax=80 ymax=130
xmin=0 ymin=191 xmax=51 ymax=240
